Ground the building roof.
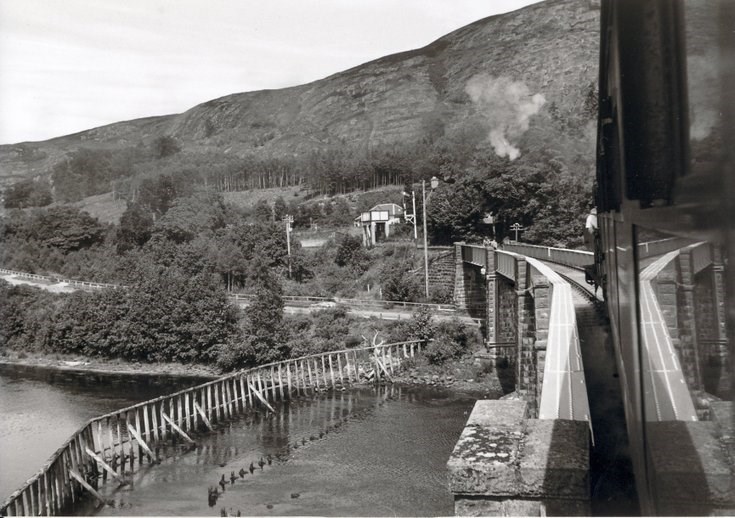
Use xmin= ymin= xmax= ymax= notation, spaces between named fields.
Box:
xmin=369 ymin=203 xmax=403 ymax=215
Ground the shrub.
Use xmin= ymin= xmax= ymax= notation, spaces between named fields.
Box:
xmin=424 ymin=319 xmax=472 ymax=365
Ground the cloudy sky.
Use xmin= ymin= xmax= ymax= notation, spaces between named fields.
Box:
xmin=0 ymin=0 xmax=540 ymax=145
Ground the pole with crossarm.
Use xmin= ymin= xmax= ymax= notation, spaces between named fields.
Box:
xmin=283 ymin=215 xmax=294 ymax=278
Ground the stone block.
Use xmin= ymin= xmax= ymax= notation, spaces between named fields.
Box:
xmin=519 ymin=420 xmax=589 ymax=499
xmin=448 ymin=401 xmax=528 ymax=496
xmin=466 ymin=400 xmax=528 ymax=427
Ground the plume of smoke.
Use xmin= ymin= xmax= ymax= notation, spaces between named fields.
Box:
xmin=465 ymin=74 xmax=546 ymax=160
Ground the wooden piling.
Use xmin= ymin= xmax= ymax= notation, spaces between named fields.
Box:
xmin=328 ymin=355 xmax=335 ymax=387
xmin=306 ymin=359 xmax=314 ymax=389
xmin=161 ymin=413 xmax=195 ymax=445
xmin=276 ymin=364 xmax=283 ymax=399
xmin=68 ymin=470 xmax=106 ymax=507
xmin=184 ymin=392 xmax=191 ymax=431
xmin=321 ymin=356 xmax=328 ymax=388
xmin=214 ymin=383 xmax=222 ymax=422
xmin=269 ymin=366 xmax=277 ymax=399
xmin=286 ymin=362 xmax=293 ymax=395
xmin=85 ymin=448 xmax=124 ymax=484
xmin=239 ymin=376 xmax=247 ymax=412
xmin=206 ymin=384 xmax=213 ymax=423
xmin=337 ymin=354 xmax=343 ymax=384
xmin=222 ymin=381 xmax=231 ymax=420
xmin=193 ymin=402 xmax=213 ymax=431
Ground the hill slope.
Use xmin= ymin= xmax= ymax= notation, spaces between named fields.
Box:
xmin=0 ymin=0 xmax=599 ymax=189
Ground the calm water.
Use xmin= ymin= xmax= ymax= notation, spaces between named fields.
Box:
xmin=1 ymin=365 xmax=479 ymax=516
xmin=0 ymin=364 xmax=208 ymax=499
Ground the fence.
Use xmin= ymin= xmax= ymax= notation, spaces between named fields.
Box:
xmin=0 ymin=340 xmax=423 ymax=516
xmin=502 ymin=243 xmax=594 ymax=270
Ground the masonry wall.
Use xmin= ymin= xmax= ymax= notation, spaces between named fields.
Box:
xmin=694 ymin=267 xmax=731 ymax=398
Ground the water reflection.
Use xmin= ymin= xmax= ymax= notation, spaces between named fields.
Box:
xmin=63 ymin=385 xmax=476 ymax=517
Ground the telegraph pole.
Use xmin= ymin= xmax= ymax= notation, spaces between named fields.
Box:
xmin=283 ymin=214 xmax=294 ymax=278
xmin=511 ymin=222 xmax=524 ymax=242
xmin=402 ymin=190 xmax=418 ymax=240
xmin=422 ymin=180 xmax=429 ymax=298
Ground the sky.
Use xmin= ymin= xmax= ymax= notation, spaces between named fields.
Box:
xmin=0 ymin=0 xmax=541 ymax=145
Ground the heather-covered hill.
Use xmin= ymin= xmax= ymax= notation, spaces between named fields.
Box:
xmin=0 ymin=0 xmax=599 ymax=197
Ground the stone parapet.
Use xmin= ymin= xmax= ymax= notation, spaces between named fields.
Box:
xmin=448 ymin=400 xmax=590 ymax=516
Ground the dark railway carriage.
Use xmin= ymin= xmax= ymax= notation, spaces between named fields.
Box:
xmin=596 ymin=0 xmax=734 ymax=514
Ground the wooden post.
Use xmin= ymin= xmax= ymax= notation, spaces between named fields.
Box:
xmin=151 ymin=402 xmax=160 ymax=442
xmin=127 ymin=423 xmax=154 ymax=460
xmin=321 ymin=356 xmax=328 ymax=388
xmin=43 ymin=472 xmax=51 ymax=516
xmin=410 ymin=342 xmax=415 ymax=357
xmin=135 ymin=409 xmax=144 ymax=463
xmin=85 ymin=448 xmax=124 ymax=484
xmin=222 ymin=381 xmax=230 ymax=420
xmin=115 ymin=418 xmax=123 ymax=467
xmin=270 ymin=366 xmax=277 ymax=399
xmin=184 ymin=392 xmax=191 ymax=430
xmin=193 ymin=402 xmax=214 ymax=431
xmin=229 ymin=379 xmax=237 ymax=416
xmin=68 ymin=470 xmax=106 ymax=508
xmin=175 ymin=394 xmax=183 ymax=427
xmin=53 ymin=462 xmax=61 ymax=513
xmin=247 ymin=375 xmax=254 ymax=406
xmin=95 ymin=421 xmax=105 ymax=457
xmin=337 ymin=354 xmax=343 ymax=384
xmin=256 ymin=371 xmax=264 ymax=402
xmin=239 ymin=376 xmax=247 ymax=412
xmin=232 ymin=378 xmax=239 ymax=414
xmin=328 ymin=355 xmax=335 ymax=388
xmin=64 ymin=449 xmax=75 ymax=504
xmin=248 ymin=381 xmax=276 ymax=412
xmin=168 ymin=398 xmax=175 ymax=440
xmin=214 ymin=383 xmax=222 ymax=422
xmin=29 ymin=482 xmax=36 ymax=517
xmin=161 ymin=413 xmax=195 ymax=444
xmin=307 ymin=360 xmax=314 ymax=389
xmin=141 ymin=405 xmax=150 ymax=443
xmin=206 ymin=384 xmax=213 ymax=423
xmin=286 ymin=362 xmax=293 ymax=396
xmin=278 ymin=364 xmax=284 ymax=399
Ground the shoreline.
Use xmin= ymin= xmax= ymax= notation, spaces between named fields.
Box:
xmin=0 ymin=350 xmax=503 ymax=398
xmin=0 ymin=351 xmax=220 ymax=379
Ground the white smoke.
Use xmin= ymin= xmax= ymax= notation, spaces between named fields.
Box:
xmin=465 ymin=74 xmax=546 ymax=160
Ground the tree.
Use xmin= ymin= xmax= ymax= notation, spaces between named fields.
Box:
xmin=253 ymin=199 xmax=272 ymax=222
xmin=3 ymin=179 xmax=53 ymax=209
xmin=116 ymin=202 xmax=154 ymax=253
xmin=138 ymin=175 xmax=178 ymax=219
xmin=381 ymin=263 xmax=422 ymax=302
xmin=334 ymin=234 xmax=369 ymax=272
xmin=8 ymin=207 xmax=107 ymax=253
xmin=273 ymin=196 xmax=288 ymax=222
xmin=242 ymin=258 xmax=288 ymax=364
xmin=153 ymin=136 xmax=181 ymax=158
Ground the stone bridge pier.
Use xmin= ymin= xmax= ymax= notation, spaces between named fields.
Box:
xmin=453 ymin=243 xmax=553 ymax=416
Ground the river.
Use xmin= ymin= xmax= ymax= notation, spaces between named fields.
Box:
xmin=0 ymin=364 xmax=480 ymax=516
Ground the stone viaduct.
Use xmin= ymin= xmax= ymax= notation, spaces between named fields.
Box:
xmin=444 ymin=240 xmax=732 ymax=516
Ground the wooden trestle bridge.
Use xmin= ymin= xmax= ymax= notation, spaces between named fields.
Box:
xmin=0 ymin=340 xmax=423 ymax=516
